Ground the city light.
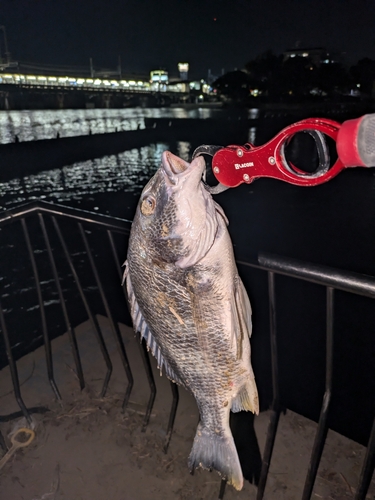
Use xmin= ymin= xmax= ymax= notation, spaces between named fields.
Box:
xmin=150 ymin=70 xmax=168 ymax=84
xmin=0 ymin=71 xmax=210 ymax=95
xmin=178 ymin=63 xmax=189 ymax=72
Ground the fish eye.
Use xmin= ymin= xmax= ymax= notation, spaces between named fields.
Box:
xmin=140 ymin=195 xmax=156 ymax=216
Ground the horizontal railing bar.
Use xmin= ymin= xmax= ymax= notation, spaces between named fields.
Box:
xmin=3 ymin=202 xmax=375 ymax=300
xmin=0 ymin=201 xmax=132 ymax=233
xmin=238 ymin=253 xmax=375 ymax=300
xmin=3 ymin=203 xmax=375 ymax=300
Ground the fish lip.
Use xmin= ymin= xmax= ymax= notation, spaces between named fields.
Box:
xmin=162 ymin=151 xmax=205 ymax=185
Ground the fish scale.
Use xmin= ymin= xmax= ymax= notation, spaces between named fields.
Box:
xmin=125 ymin=151 xmax=258 ymax=490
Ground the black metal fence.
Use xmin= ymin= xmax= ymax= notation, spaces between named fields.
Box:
xmin=247 ymin=254 xmax=375 ymax=500
xmin=0 ymin=201 xmax=374 ymax=499
xmin=0 ymin=201 xmax=178 ymax=449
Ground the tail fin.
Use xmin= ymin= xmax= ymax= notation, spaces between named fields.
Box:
xmin=188 ymin=422 xmax=243 ymax=490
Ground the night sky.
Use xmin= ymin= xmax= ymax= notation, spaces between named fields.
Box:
xmin=1 ymin=0 xmax=375 ymax=79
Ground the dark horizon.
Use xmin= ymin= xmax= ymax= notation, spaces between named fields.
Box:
xmin=1 ymin=0 xmax=375 ymax=80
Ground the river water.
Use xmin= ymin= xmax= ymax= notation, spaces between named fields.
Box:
xmin=0 ymin=106 xmax=259 ymax=143
xmin=0 ymin=107 xmax=261 ymax=217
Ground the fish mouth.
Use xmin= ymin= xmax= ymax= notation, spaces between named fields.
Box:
xmin=163 ymin=151 xmax=189 ymax=174
xmin=162 ymin=151 xmax=205 ymax=185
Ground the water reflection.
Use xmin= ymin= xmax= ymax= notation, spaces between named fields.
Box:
xmin=248 ymin=108 xmax=259 ymax=120
xmin=0 ymin=107 xmax=255 ymax=144
xmin=0 ymin=141 xmax=192 ymax=216
xmin=248 ymin=127 xmax=257 ymax=144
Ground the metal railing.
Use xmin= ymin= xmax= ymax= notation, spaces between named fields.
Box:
xmin=0 ymin=201 xmax=179 ymax=452
xmin=0 ymin=201 xmax=374 ymax=499
xmin=238 ymin=254 xmax=375 ymax=500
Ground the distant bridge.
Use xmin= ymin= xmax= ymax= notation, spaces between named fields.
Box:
xmin=0 ymin=72 xmax=210 ymax=110
xmin=0 ymin=73 xmax=157 ymax=92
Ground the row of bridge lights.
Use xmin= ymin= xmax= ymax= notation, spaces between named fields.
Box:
xmin=0 ymin=74 xmax=150 ymax=89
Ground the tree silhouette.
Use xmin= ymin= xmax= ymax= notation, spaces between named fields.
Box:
xmin=212 ymin=70 xmax=251 ymax=102
xmin=213 ymin=50 xmax=373 ymax=103
xmin=315 ymin=62 xmax=350 ymax=96
xmin=350 ymin=58 xmax=375 ymax=97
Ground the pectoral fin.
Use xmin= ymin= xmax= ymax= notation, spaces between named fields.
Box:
xmin=235 ymin=277 xmax=252 ymax=338
xmin=230 ymin=276 xmax=253 ymax=358
xmin=230 ymin=277 xmax=259 ymax=414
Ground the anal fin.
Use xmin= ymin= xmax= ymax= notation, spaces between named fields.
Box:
xmin=231 ymin=379 xmax=259 ymax=415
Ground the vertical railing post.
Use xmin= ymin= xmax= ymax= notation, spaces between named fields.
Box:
xmin=0 ymin=301 xmax=32 ymax=426
xmin=257 ymin=271 xmax=281 ymax=500
xmin=218 ymin=478 xmax=227 ymax=499
xmin=39 ymin=213 xmax=85 ymax=390
xmin=108 ymin=229 xmax=158 ymax=423
xmin=163 ymin=382 xmax=179 ymax=453
xmin=137 ymin=339 xmax=157 ymax=431
xmin=79 ymin=223 xmax=133 ymax=406
xmin=21 ymin=217 xmax=61 ymax=401
xmin=53 ymin=217 xmax=121 ymax=398
xmin=354 ymin=417 xmax=375 ymax=500
xmin=302 ymin=286 xmax=334 ymax=499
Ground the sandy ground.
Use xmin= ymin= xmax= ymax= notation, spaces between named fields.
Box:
xmin=0 ymin=316 xmax=374 ymax=500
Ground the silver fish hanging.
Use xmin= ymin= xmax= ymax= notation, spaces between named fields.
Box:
xmin=123 ymin=151 xmax=259 ymax=490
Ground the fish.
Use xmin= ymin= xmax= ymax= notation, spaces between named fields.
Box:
xmin=123 ymin=151 xmax=259 ymax=490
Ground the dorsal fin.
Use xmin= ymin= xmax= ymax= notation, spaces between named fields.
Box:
xmin=124 ymin=262 xmax=184 ymax=385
